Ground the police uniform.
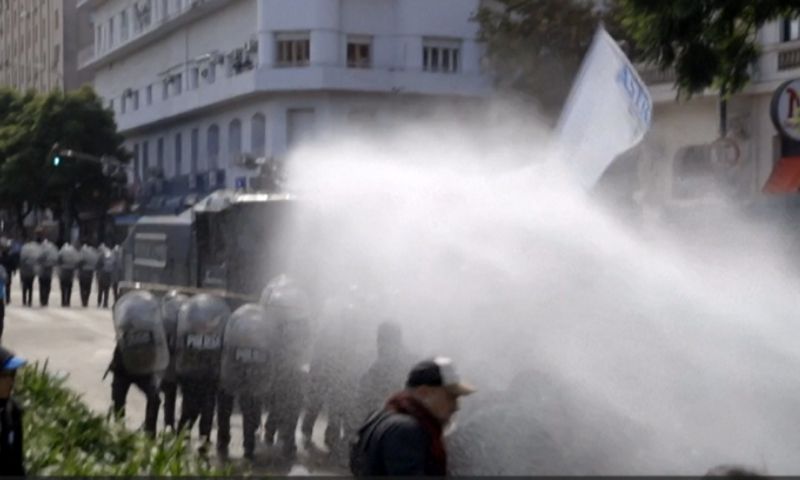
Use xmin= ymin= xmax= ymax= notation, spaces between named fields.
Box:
xmin=78 ymin=245 xmax=98 ymax=307
xmin=37 ymin=240 xmax=58 ymax=307
xmin=109 ymin=291 xmax=170 ymax=437
xmin=174 ymin=294 xmax=229 ymax=447
xmin=57 ymin=243 xmax=80 ymax=307
xmin=217 ymin=303 xmax=276 ymax=459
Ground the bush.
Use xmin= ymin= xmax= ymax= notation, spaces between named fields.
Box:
xmin=14 ymin=361 xmax=226 ymax=475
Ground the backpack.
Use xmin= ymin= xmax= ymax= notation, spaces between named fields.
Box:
xmin=349 ymin=409 xmax=389 ymax=477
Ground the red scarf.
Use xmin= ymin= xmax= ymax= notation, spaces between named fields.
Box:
xmin=385 ymin=391 xmax=447 ymax=475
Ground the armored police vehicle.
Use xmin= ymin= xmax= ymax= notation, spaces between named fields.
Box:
xmin=119 ymin=190 xmax=297 ymax=305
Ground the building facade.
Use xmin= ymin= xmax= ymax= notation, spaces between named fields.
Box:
xmin=633 ymin=18 xmax=800 ymax=217
xmin=79 ymin=0 xmax=490 ymax=196
xmin=0 ymin=0 xmax=93 ymax=91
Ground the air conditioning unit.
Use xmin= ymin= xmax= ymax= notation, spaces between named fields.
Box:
xmin=214 ymin=53 xmax=225 ymax=65
xmin=200 ymin=67 xmax=210 ymax=78
xmin=244 ymin=38 xmax=258 ymax=54
xmin=123 ymin=88 xmax=134 ymax=97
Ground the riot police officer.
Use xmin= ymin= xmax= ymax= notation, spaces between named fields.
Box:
xmin=160 ymin=290 xmax=187 ymax=431
xmin=175 ymin=294 xmax=230 ymax=452
xmin=217 ymin=303 xmax=276 ymax=460
xmin=19 ymin=239 xmax=41 ymax=307
xmin=302 ymin=294 xmax=375 ymax=464
xmin=37 ymin=238 xmax=58 ymax=307
xmin=78 ymin=243 xmax=98 ymax=308
xmin=57 ymin=242 xmax=80 ymax=307
xmin=260 ymin=277 xmax=312 ymax=463
xmin=0 ymin=238 xmax=17 ymax=305
xmin=111 ymin=245 xmax=122 ymax=302
xmin=96 ymin=244 xmax=114 ymax=308
xmin=107 ymin=290 xmax=169 ymax=437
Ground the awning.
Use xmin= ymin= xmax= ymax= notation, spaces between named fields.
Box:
xmin=763 ymin=156 xmax=800 ymax=194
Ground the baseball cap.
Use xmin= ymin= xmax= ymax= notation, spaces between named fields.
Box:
xmin=406 ymin=356 xmax=476 ymax=396
xmin=0 ymin=346 xmax=27 ymax=372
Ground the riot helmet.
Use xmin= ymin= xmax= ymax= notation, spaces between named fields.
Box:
xmin=174 ymin=293 xmax=230 ymax=379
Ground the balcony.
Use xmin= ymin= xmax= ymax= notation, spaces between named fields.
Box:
xmin=80 ymin=0 xmax=228 ymax=71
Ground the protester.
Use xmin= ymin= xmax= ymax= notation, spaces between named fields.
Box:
xmin=356 ymin=320 xmax=415 ymax=423
xmin=350 ymin=357 xmax=475 ymax=476
xmin=0 ymin=346 xmax=27 ymax=475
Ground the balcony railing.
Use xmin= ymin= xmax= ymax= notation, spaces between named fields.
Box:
xmin=778 ymin=45 xmax=800 ymax=71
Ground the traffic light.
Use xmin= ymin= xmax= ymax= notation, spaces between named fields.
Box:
xmin=52 ymin=155 xmax=61 ymax=167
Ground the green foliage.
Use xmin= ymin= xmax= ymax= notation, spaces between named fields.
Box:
xmin=618 ymin=0 xmax=800 ymax=98
xmin=14 ymin=362 xmax=226 ymax=475
xmin=474 ymin=0 xmax=625 ymax=119
xmin=0 ymin=86 xmax=128 ymax=231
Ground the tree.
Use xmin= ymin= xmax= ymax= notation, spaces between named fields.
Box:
xmin=474 ymin=0 xmax=625 ymax=121
xmin=0 ymin=86 xmax=128 ymax=239
xmin=618 ymin=0 xmax=800 ymax=136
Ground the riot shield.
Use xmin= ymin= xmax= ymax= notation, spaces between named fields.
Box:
xmin=113 ymin=290 xmax=170 ymax=375
xmin=220 ymin=303 xmax=277 ymax=396
xmin=174 ymin=293 xmax=230 ymax=379
xmin=161 ymin=291 xmax=188 ymax=382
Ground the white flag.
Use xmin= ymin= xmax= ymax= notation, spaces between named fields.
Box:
xmin=553 ymin=26 xmax=653 ymax=189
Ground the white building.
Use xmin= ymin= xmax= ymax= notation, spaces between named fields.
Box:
xmin=78 ymin=0 xmax=489 ymax=194
xmin=634 ymin=18 xmax=800 ymax=213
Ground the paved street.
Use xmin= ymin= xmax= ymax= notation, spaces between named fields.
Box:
xmin=2 ymin=274 xmax=340 ymax=475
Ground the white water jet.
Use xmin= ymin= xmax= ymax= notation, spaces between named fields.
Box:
xmin=275 ymin=111 xmax=800 ymax=475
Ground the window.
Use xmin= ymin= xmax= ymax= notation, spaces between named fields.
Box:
xmin=190 ymin=128 xmax=199 ymax=174
xmin=207 ymin=124 xmax=219 ymax=170
xmin=157 ymin=137 xmax=164 ymax=172
xmin=108 ymin=17 xmax=114 ymax=47
xmin=162 ymin=79 xmax=169 ymax=100
xmin=347 ymin=36 xmax=372 ymax=68
xmin=275 ymin=32 xmax=310 ymax=67
xmin=161 ymin=0 xmax=168 ymax=19
xmin=422 ymin=38 xmax=461 ymax=73
xmin=109 ymin=98 xmax=115 ymax=112
xmin=133 ymin=233 xmax=167 ymax=268
xmin=172 ymin=73 xmax=182 ymax=95
xmin=132 ymin=90 xmax=139 ymax=110
xmin=287 ymin=109 xmax=316 ymax=149
xmin=228 ymin=119 xmax=242 ymax=160
xmin=251 ymin=113 xmax=266 ymax=156
xmin=146 ymin=85 xmax=152 ymax=105
xmin=783 ymin=18 xmax=800 ymax=42
xmin=120 ymin=10 xmax=129 ymax=41
xmin=174 ymin=133 xmax=183 ymax=176
xmin=202 ymin=63 xmax=216 ymax=84
xmin=190 ymin=67 xmax=199 ymax=89
xmin=121 ymin=95 xmax=127 ymax=114
xmin=142 ymin=140 xmax=149 ymax=177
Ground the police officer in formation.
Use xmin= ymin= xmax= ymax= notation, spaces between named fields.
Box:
xmin=37 ymin=238 xmax=58 ymax=307
xmin=0 ymin=239 xmax=18 ymax=304
xmin=175 ymin=293 xmax=230 ymax=452
xmin=96 ymin=243 xmax=114 ymax=308
xmin=78 ymin=243 xmax=99 ymax=308
xmin=18 ymin=237 xmax=41 ymax=307
xmin=111 ymin=245 xmax=122 ymax=302
xmin=159 ymin=290 xmax=187 ymax=431
xmin=216 ymin=303 xmax=276 ymax=460
xmin=57 ymin=242 xmax=80 ymax=307
xmin=260 ymin=278 xmax=312 ymax=464
xmin=107 ymin=290 xmax=167 ymax=437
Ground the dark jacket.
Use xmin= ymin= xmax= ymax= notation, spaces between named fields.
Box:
xmin=352 ymin=407 xmax=444 ymax=476
xmin=0 ymin=398 xmax=25 ymax=476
